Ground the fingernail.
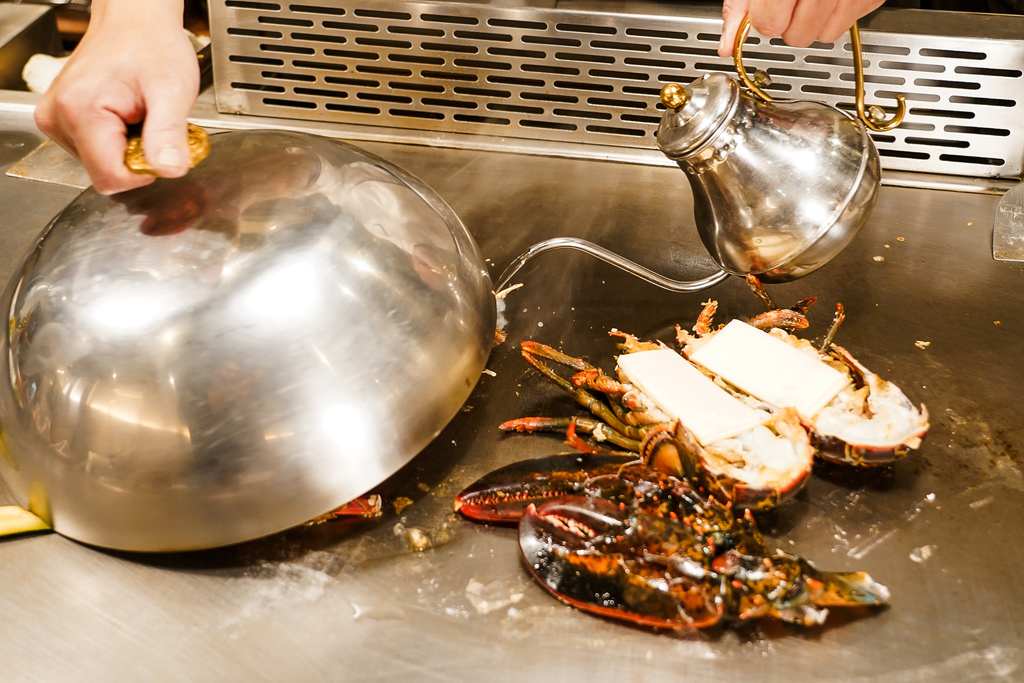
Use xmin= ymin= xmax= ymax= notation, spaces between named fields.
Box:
xmin=156 ymin=146 xmax=185 ymax=173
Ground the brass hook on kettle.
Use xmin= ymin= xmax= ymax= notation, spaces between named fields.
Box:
xmin=731 ymin=15 xmax=906 ymax=132
xmin=849 ymin=22 xmax=907 ymax=131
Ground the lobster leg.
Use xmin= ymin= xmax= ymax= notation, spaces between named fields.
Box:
xmin=745 ymin=274 xmax=777 ymax=311
xmin=306 ymin=495 xmax=383 ymax=523
xmin=607 ymin=329 xmax=662 ymax=355
xmin=747 ymin=309 xmax=810 ymax=332
xmin=745 ymin=274 xmax=817 ymax=315
xmin=820 ymin=302 xmax=846 ymax=352
xmin=500 ymin=416 xmax=643 ymax=453
xmin=520 ymin=340 xmax=597 ymax=373
xmin=520 ymin=343 xmax=647 ymax=441
xmin=693 ymin=300 xmax=718 ymax=337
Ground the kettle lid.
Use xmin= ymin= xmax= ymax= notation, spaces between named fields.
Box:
xmin=657 ymin=73 xmax=739 ymax=160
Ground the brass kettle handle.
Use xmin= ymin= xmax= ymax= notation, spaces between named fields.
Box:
xmin=849 ymin=22 xmax=907 ymax=132
xmin=731 ymin=15 xmax=906 ymax=132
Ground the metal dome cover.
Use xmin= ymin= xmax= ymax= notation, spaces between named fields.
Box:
xmin=0 ymin=130 xmax=495 ymax=551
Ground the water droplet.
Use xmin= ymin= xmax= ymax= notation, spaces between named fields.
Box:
xmin=909 ymin=544 xmax=936 ymax=563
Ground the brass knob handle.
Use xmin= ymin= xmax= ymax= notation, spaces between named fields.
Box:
xmin=660 ymin=83 xmax=690 ymax=110
xmin=124 ymin=123 xmax=212 ymax=175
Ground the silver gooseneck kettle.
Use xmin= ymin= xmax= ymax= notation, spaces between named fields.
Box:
xmin=496 ymin=17 xmax=906 ymax=292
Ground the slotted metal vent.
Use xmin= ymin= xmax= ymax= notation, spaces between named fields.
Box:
xmin=211 ymin=0 xmax=1024 ymax=178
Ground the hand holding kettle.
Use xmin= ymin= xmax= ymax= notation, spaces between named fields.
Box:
xmin=718 ymin=0 xmax=887 ymax=57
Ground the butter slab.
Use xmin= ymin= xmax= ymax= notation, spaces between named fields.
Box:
xmin=688 ymin=319 xmax=848 ymax=418
xmin=617 ymin=349 xmax=765 ymax=446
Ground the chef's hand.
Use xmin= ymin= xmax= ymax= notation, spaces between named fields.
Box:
xmin=34 ymin=0 xmax=199 ymax=195
xmin=718 ymin=0 xmax=887 ymax=57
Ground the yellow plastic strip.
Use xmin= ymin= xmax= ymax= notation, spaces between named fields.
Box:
xmin=0 ymin=506 xmax=51 ymax=537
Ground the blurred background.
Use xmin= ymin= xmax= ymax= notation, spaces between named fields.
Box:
xmin=0 ymin=0 xmax=1021 ymax=50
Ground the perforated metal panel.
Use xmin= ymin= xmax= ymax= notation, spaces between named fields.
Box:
xmin=211 ymin=1 xmax=1024 ymax=178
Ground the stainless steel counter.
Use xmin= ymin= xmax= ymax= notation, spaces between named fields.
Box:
xmin=1 ymin=98 xmax=1022 ymax=682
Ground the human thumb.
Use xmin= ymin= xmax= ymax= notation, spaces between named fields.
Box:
xmin=140 ymin=88 xmax=194 ymax=178
xmin=719 ymin=0 xmax=750 ymax=58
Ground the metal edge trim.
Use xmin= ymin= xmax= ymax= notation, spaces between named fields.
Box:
xmin=0 ymin=89 xmax=1015 ymax=195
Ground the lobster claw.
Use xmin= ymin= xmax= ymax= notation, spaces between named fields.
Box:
xmin=519 ymin=497 xmax=724 ymax=629
xmin=454 ymin=453 xmax=634 ymax=523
